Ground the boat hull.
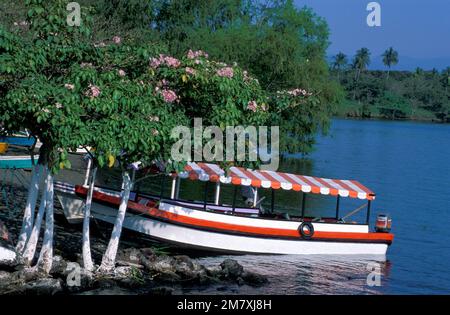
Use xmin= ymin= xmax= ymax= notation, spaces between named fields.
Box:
xmin=0 ymin=245 xmax=16 ymax=263
xmin=55 ymin=182 xmax=391 ymax=257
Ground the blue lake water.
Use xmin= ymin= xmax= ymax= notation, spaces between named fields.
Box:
xmin=180 ymin=118 xmax=450 ymax=294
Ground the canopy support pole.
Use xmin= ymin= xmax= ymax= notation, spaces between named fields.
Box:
xmin=83 ymin=158 xmax=92 ymax=187
xmin=252 ymin=188 xmax=258 ymax=208
xmin=214 ymin=182 xmax=220 ymax=205
xmin=203 ymin=182 xmax=208 ymax=210
xmin=159 ymin=175 xmax=165 ymax=199
xmin=366 ymin=200 xmax=371 ymax=225
xmin=270 ymin=189 xmax=275 ymax=213
xmin=232 ymin=185 xmax=238 ymax=215
xmin=175 ymin=177 xmax=180 ymax=199
xmin=301 ymin=193 xmax=306 ymax=219
xmin=335 ymin=195 xmax=340 ymax=220
xmin=170 ymin=177 xmax=176 ymax=199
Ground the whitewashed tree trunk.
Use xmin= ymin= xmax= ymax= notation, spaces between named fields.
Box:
xmin=82 ymin=167 xmax=97 ymax=271
xmin=36 ymin=171 xmax=54 ymax=274
xmin=99 ymin=171 xmax=133 ymax=272
xmin=16 ymin=164 xmax=42 ymax=254
xmin=22 ymin=167 xmax=48 ymax=265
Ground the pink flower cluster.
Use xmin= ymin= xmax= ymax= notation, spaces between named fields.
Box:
xmin=64 ymin=83 xmax=75 ymax=90
xmin=247 ymin=101 xmax=258 ymax=112
xmin=147 ymin=115 xmax=160 ymax=122
xmin=94 ymin=42 xmax=106 ymax=48
xmin=287 ymin=88 xmax=312 ymax=97
xmin=85 ymin=84 xmax=101 ymax=98
xmin=80 ymin=62 xmax=93 ymax=68
xmin=118 ymin=69 xmax=126 ymax=77
xmin=216 ymin=67 xmax=234 ymax=78
xmin=112 ymin=36 xmax=121 ymax=44
xmin=161 ymin=89 xmax=177 ymax=103
xmin=150 ymin=54 xmax=181 ymax=69
xmin=185 ymin=67 xmax=196 ymax=75
xmin=187 ymin=50 xmax=209 ymax=59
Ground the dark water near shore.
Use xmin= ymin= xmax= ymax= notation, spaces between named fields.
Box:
xmin=179 ymin=118 xmax=450 ymax=294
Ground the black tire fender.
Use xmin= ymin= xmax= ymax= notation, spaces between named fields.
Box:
xmin=298 ymin=222 xmax=314 ymax=240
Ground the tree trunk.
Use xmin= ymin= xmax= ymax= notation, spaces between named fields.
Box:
xmin=16 ymin=164 xmax=42 ymax=254
xmin=22 ymin=167 xmax=48 ymax=265
xmin=36 ymin=170 xmax=54 ymax=274
xmin=99 ymin=171 xmax=133 ymax=272
xmin=82 ymin=167 xmax=97 ymax=271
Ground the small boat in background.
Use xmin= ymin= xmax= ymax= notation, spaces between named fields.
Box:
xmin=0 ymin=220 xmax=16 ymax=264
xmin=0 ymin=131 xmax=39 ymax=148
xmin=55 ymin=161 xmax=394 ymax=257
xmin=0 ymin=155 xmax=40 ymax=169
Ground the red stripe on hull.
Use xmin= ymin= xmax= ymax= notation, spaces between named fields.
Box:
xmin=75 ymin=185 xmax=393 ymax=244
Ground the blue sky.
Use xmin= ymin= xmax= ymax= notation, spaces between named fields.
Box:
xmin=294 ymin=0 xmax=450 ymax=69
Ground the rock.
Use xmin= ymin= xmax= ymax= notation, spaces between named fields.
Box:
xmin=220 ymin=259 xmax=244 ymax=280
xmin=146 ymin=286 xmax=173 ymax=295
xmin=172 ymin=255 xmax=197 ymax=279
xmin=206 ymin=265 xmax=222 ymax=277
xmin=65 ymin=268 xmax=95 ymax=293
xmin=15 ymin=267 xmax=42 ymax=282
xmin=117 ymin=248 xmax=142 ymax=265
xmin=23 ymin=278 xmax=63 ymax=295
xmin=152 ymin=270 xmax=181 ymax=283
xmin=241 ymin=271 xmax=268 ymax=286
xmin=0 ymin=270 xmax=13 ymax=287
xmin=94 ymin=277 xmax=117 ymax=290
xmin=139 ymin=248 xmax=156 ymax=259
xmin=146 ymin=255 xmax=175 ymax=274
xmin=49 ymin=255 xmax=69 ymax=278
xmin=113 ymin=266 xmax=135 ymax=278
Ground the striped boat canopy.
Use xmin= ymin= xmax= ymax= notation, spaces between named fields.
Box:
xmin=176 ymin=162 xmax=375 ymax=201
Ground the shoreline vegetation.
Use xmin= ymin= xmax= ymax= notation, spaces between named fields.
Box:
xmin=330 ymin=55 xmax=449 ymax=123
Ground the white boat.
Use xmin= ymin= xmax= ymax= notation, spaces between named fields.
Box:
xmin=0 ymin=221 xmax=16 ymax=264
xmin=0 ymin=245 xmax=16 ymax=264
xmin=55 ymin=162 xmax=394 ymax=257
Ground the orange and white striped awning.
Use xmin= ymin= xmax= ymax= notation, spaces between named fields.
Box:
xmin=177 ymin=162 xmax=375 ymax=200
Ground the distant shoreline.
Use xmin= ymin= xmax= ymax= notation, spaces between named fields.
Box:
xmin=332 ymin=113 xmax=449 ymax=124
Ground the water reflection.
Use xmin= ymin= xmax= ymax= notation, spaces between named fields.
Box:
xmin=179 ymin=255 xmax=392 ymax=295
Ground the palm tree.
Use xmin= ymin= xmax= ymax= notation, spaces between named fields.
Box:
xmin=331 ymin=52 xmax=348 ymax=81
xmin=415 ymin=67 xmax=423 ymax=76
xmin=352 ymin=48 xmax=371 ymax=82
xmin=351 ymin=48 xmax=371 ymax=100
xmin=382 ymin=47 xmax=399 ymax=79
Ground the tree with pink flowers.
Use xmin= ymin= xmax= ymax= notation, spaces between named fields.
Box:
xmin=1 ymin=0 xmax=317 ymax=273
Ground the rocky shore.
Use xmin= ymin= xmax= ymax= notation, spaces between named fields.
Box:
xmin=0 ymin=184 xmax=268 ymax=295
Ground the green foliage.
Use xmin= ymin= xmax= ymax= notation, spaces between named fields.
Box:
xmin=89 ymin=0 xmax=342 ymax=153
xmin=1 ymin=0 xmax=328 ymax=176
xmin=334 ymin=69 xmax=450 ymax=122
